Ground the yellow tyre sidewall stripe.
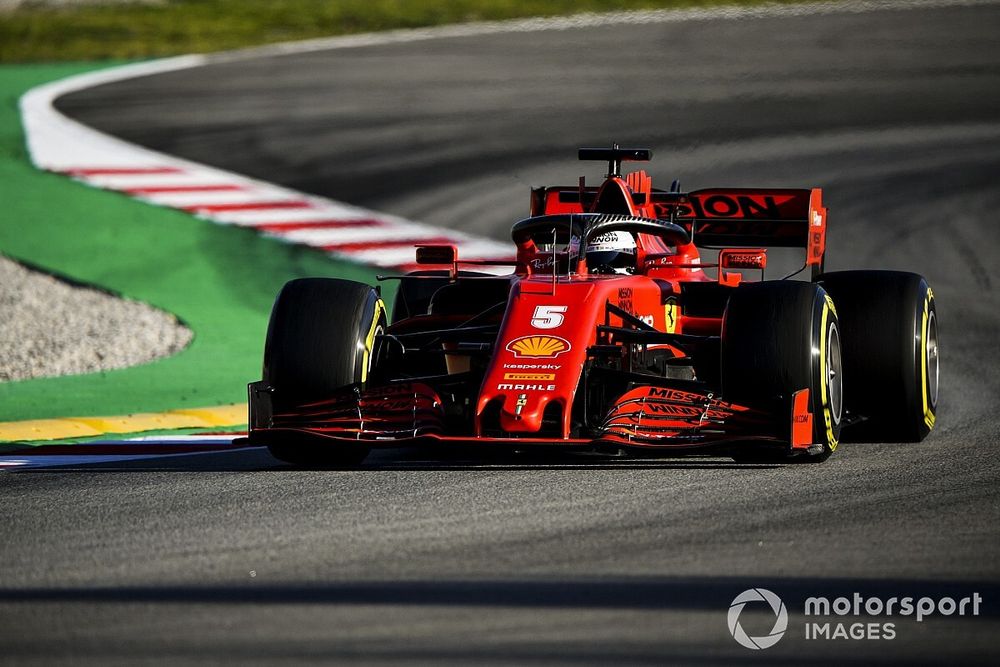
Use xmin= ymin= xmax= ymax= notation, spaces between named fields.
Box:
xmin=921 ymin=287 xmax=936 ymax=430
xmin=360 ymin=297 xmax=386 ymax=384
xmin=819 ymin=296 xmax=839 ymax=452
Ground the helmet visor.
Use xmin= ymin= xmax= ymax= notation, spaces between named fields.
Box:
xmin=587 ymin=249 xmax=634 ymax=269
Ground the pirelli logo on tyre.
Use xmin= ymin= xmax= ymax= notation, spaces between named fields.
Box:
xmin=503 ymin=372 xmax=556 ymax=381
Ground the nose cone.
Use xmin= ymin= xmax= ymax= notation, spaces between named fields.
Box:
xmin=494 ymin=383 xmax=558 ymax=433
xmin=477 ymin=279 xmax=602 ymax=438
xmin=477 ymin=343 xmax=580 ymax=437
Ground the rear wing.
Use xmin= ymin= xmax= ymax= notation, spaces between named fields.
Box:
xmin=649 ymin=188 xmax=820 ymax=244
xmin=651 ymin=188 xmax=827 ymax=273
xmin=532 ymin=185 xmax=828 ymax=274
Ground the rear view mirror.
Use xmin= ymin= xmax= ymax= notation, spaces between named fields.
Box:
xmin=415 ymin=244 xmax=457 ymax=265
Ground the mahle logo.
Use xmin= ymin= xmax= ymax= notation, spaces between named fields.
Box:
xmin=728 ymin=588 xmax=788 ymax=650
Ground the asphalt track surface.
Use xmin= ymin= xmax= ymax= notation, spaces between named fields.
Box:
xmin=5 ymin=3 xmax=999 ymax=664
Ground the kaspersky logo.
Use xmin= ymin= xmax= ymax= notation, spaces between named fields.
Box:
xmin=728 ymin=588 xmax=788 ymax=650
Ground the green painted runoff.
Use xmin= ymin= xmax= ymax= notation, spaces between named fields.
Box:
xmin=0 ymin=62 xmax=391 ymax=425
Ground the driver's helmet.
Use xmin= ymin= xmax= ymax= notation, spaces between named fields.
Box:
xmin=587 ymin=230 xmax=637 ymax=274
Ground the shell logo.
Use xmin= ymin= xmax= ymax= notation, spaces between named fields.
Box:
xmin=506 ymin=335 xmax=571 ymax=359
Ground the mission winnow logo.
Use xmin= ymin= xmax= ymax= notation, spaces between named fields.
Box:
xmin=727 ymin=588 xmax=984 ymax=649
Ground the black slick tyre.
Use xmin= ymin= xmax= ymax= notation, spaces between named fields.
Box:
xmin=391 ymin=270 xmax=451 ymax=323
xmin=815 ymin=271 xmax=938 ymax=442
xmin=262 ymin=278 xmax=386 ymax=467
xmin=722 ymin=281 xmax=843 ymax=462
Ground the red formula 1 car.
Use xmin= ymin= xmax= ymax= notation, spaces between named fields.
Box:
xmin=246 ymin=147 xmax=939 ymax=465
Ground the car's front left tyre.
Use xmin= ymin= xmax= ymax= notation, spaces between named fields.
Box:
xmin=721 ymin=281 xmax=843 ymax=462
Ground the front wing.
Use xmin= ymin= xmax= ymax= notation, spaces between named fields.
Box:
xmin=247 ymin=381 xmax=819 ymax=454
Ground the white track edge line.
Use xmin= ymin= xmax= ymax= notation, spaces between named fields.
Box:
xmin=210 ymin=0 xmax=1000 ymax=62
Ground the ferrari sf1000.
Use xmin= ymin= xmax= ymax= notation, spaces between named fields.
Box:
xmin=247 ymin=147 xmax=939 ymax=465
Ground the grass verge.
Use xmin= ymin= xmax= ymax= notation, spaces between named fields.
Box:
xmin=0 ymin=61 xmax=389 ymax=428
xmin=0 ymin=0 xmax=803 ymax=62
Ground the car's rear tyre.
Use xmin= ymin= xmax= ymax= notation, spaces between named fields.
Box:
xmin=722 ymin=281 xmax=843 ymax=462
xmin=262 ymin=278 xmax=386 ymax=467
xmin=391 ymin=270 xmax=451 ymax=322
xmin=391 ymin=270 xmax=505 ymax=322
xmin=815 ymin=271 xmax=938 ymax=442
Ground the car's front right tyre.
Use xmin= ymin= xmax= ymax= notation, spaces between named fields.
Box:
xmin=261 ymin=278 xmax=386 ymax=467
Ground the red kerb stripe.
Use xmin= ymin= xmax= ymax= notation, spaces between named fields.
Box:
xmin=322 ymin=237 xmax=457 ymax=253
xmin=62 ymin=167 xmax=184 ymax=176
xmin=124 ymin=184 xmax=245 ymax=194
xmin=255 ymin=219 xmax=384 ymax=232
xmin=394 ymin=259 xmax=515 ymax=273
xmin=183 ymin=201 xmax=313 ymax=213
